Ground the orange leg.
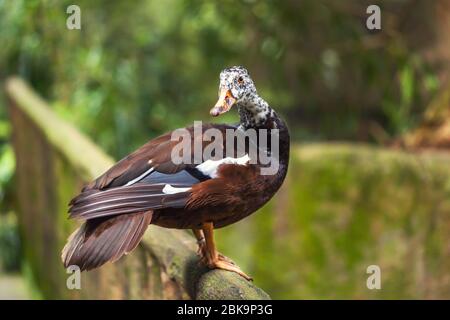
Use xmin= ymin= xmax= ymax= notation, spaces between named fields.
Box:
xmin=201 ymin=222 xmax=252 ymax=281
xmin=192 ymin=228 xmax=208 ymax=263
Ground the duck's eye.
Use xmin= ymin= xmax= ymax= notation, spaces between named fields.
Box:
xmin=237 ymin=76 xmax=244 ymax=84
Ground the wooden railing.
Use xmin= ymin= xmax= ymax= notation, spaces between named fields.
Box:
xmin=6 ymin=77 xmax=270 ymax=299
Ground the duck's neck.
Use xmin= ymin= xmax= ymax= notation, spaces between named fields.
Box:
xmin=237 ymin=91 xmax=290 ymax=177
xmin=237 ymin=93 xmax=274 ymax=130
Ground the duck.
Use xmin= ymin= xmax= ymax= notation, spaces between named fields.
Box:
xmin=62 ymin=66 xmax=290 ymax=280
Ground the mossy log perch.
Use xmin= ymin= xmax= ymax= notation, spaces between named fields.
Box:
xmin=6 ymin=77 xmax=270 ymax=300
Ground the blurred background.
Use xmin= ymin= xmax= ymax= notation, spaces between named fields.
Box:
xmin=0 ymin=0 xmax=449 ymax=299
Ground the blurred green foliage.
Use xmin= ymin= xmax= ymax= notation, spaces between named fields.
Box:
xmin=0 ymin=119 xmax=15 ymax=206
xmin=0 ymin=214 xmax=21 ymax=272
xmin=0 ymin=0 xmax=443 ymax=158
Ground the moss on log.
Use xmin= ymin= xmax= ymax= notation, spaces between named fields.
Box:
xmin=143 ymin=227 xmax=270 ymax=299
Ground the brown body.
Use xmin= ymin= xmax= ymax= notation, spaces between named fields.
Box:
xmin=155 ymin=163 xmax=275 ymax=229
xmin=84 ymin=121 xmax=289 ymax=230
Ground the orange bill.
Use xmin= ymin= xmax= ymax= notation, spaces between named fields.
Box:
xmin=210 ymin=88 xmax=237 ymax=117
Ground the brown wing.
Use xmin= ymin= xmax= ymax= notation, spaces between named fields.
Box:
xmin=84 ymin=123 xmax=234 ymax=191
xmin=85 ymin=131 xmax=179 ymax=190
xmin=68 ymin=182 xmax=191 ymax=220
xmin=67 ymin=123 xmax=237 ymax=221
xmin=62 ymin=123 xmax=248 ymax=271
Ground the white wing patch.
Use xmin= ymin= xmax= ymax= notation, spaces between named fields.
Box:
xmin=196 ymin=154 xmax=250 ymax=178
xmin=124 ymin=167 xmax=154 ymax=186
xmin=162 ymin=184 xmax=192 ymax=194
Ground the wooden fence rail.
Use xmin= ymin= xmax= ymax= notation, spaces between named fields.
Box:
xmin=6 ymin=77 xmax=270 ymax=299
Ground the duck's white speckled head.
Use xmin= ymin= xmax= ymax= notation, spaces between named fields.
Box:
xmin=211 ymin=66 xmax=274 ymax=130
xmin=210 ymin=66 xmax=257 ymax=117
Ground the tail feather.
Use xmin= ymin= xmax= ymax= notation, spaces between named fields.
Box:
xmin=68 ymin=183 xmax=190 ymax=220
xmin=61 ymin=211 xmax=152 ymax=271
xmin=63 ymin=182 xmax=191 ymax=271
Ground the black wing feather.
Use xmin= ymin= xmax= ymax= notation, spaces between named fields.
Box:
xmin=69 ymin=182 xmax=191 ymax=220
